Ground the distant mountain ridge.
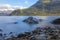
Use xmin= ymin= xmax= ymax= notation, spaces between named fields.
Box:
xmin=11 ymin=9 xmax=21 ymax=16
xmin=0 ymin=10 xmax=13 ymax=16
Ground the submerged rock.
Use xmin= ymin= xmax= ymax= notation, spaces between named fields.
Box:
xmin=39 ymin=19 xmax=43 ymax=22
xmin=51 ymin=18 xmax=60 ymax=24
xmin=0 ymin=29 xmax=3 ymax=32
xmin=8 ymin=22 xmax=18 ymax=24
xmin=23 ymin=17 xmax=39 ymax=24
xmin=13 ymin=22 xmax=18 ymax=24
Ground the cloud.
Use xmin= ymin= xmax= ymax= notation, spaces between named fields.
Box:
xmin=0 ymin=4 xmax=25 ymax=11
xmin=24 ymin=1 xmax=28 ymax=4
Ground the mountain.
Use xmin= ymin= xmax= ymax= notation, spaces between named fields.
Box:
xmin=11 ymin=9 xmax=21 ymax=16
xmin=11 ymin=0 xmax=60 ymax=16
xmin=0 ymin=4 xmax=24 ymax=16
xmin=0 ymin=10 xmax=13 ymax=16
xmin=30 ymin=0 xmax=60 ymax=14
xmin=30 ymin=0 xmax=42 ymax=10
xmin=44 ymin=0 xmax=60 ymax=14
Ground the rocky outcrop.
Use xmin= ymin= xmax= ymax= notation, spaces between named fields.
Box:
xmin=6 ymin=26 xmax=60 ymax=40
xmin=51 ymin=18 xmax=60 ymax=24
xmin=23 ymin=17 xmax=39 ymax=24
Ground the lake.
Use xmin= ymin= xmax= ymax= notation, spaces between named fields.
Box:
xmin=0 ymin=16 xmax=60 ymax=38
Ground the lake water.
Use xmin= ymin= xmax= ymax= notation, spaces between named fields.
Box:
xmin=0 ymin=16 xmax=60 ymax=38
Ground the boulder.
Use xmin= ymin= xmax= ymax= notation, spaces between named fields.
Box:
xmin=23 ymin=17 xmax=39 ymax=24
xmin=51 ymin=18 xmax=60 ymax=24
xmin=13 ymin=22 xmax=18 ymax=24
xmin=17 ymin=33 xmax=26 ymax=38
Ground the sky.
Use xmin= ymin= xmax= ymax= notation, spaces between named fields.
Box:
xmin=0 ymin=0 xmax=38 ymax=9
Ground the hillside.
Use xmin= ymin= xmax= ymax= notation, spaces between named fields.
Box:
xmin=11 ymin=0 xmax=60 ymax=16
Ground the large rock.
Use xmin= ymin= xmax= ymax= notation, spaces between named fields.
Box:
xmin=51 ymin=18 xmax=60 ymax=24
xmin=23 ymin=17 xmax=39 ymax=24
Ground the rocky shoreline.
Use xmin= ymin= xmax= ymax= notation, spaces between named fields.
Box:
xmin=5 ymin=26 xmax=60 ymax=40
xmin=0 ymin=17 xmax=60 ymax=40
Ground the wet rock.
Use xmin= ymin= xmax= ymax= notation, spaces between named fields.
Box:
xmin=0 ymin=37 xmax=4 ymax=40
xmin=23 ymin=17 xmax=39 ymax=24
xmin=9 ymin=32 xmax=13 ymax=34
xmin=0 ymin=33 xmax=2 ymax=37
xmin=51 ymin=18 xmax=60 ymax=24
xmin=39 ymin=19 xmax=43 ymax=22
xmin=17 ymin=33 xmax=26 ymax=38
xmin=0 ymin=29 xmax=3 ymax=32
xmin=8 ymin=22 xmax=18 ymax=24
xmin=25 ymin=32 xmax=31 ymax=36
xmin=13 ymin=22 xmax=18 ymax=24
xmin=30 ymin=37 xmax=37 ymax=40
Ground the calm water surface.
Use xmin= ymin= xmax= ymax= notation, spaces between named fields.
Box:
xmin=0 ymin=16 xmax=60 ymax=37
